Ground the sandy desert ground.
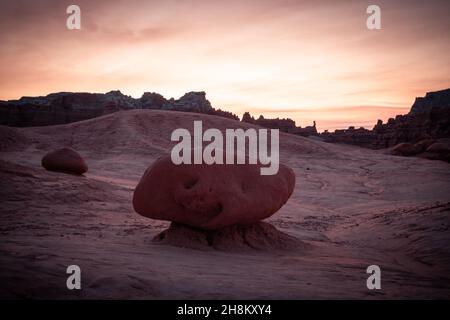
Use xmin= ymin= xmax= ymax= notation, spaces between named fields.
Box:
xmin=1 ymin=109 xmax=449 ymax=299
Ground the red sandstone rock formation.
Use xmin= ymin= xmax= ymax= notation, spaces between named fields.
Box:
xmin=0 ymin=91 xmax=239 ymax=127
xmin=391 ymin=142 xmax=421 ymax=156
xmin=41 ymin=147 xmax=88 ymax=175
xmin=242 ymin=112 xmax=317 ymax=136
xmin=133 ymin=152 xmax=296 ymax=230
xmin=321 ymin=88 xmax=450 ymax=152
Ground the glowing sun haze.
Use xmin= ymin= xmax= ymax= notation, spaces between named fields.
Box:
xmin=0 ymin=0 xmax=449 ymax=131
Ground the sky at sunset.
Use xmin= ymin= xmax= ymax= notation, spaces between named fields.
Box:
xmin=0 ymin=0 xmax=449 ymax=131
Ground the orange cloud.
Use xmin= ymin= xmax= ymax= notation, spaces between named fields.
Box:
xmin=0 ymin=0 xmax=449 ymax=131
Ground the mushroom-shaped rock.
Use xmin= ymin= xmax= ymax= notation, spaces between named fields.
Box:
xmin=133 ymin=153 xmax=295 ymax=230
xmin=41 ymin=147 xmax=88 ymax=175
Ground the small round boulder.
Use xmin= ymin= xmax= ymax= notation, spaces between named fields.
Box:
xmin=391 ymin=142 xmax=421 ymax=156
xmin=414 ymin=139 xmax=435 ymax=153
xmin=41 ymin=147 xmax=88 ymax=175
xmin=426 ymin=142 xmax=450 ymax=154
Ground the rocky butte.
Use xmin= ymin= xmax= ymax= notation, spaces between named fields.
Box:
xmin=241 ymin=112 xmax=318 ymax=137
xmin=0 ymin=90 xmax=239 ymax=127
xmin=0 ymin=90 xmax=318 ymax=137
xmin=320 ymin=88 xmax=450 ymax=148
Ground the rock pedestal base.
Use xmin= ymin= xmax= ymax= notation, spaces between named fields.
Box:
xmin=153 ymin=222 xmax=309 ymax=252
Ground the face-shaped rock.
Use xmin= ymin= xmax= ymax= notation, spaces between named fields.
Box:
xmin=133 ymin=153 xmax=295 ymax=230
xmin=41 ymin=147 xmax=88 ymax=175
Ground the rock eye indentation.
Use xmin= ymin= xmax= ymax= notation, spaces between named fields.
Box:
xmin=183 ymin=177 xmax=199 ymax=189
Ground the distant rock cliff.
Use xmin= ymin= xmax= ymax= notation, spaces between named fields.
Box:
xmin=242 ymin=112 xmax=318 ymax=137
xmin=0 ymin=90 xmax=239 ymax=127
xmin=321 ymin=89 xmax=450 ymax=148
xmin=2 ymin=88 xmax=448 ymax=149
xmin=410 ymin=88 xmax=450 ymax=115
xmin=0 ymin=89 xmax=315 ymax=136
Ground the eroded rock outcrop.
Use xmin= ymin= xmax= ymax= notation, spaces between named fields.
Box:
xmin=0 ymin=91 xmax=239 ymax=127
xmin=242 ymin=112 xmax=318 ymax=136
xmin=410 ymin=89 xmax=450 ymax=115
xmin=321 ymin=89 xmax=450 ymax=155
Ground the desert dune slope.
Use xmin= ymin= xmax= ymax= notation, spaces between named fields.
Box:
xmin=1 ymin=109 xmax=449 ymax=299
